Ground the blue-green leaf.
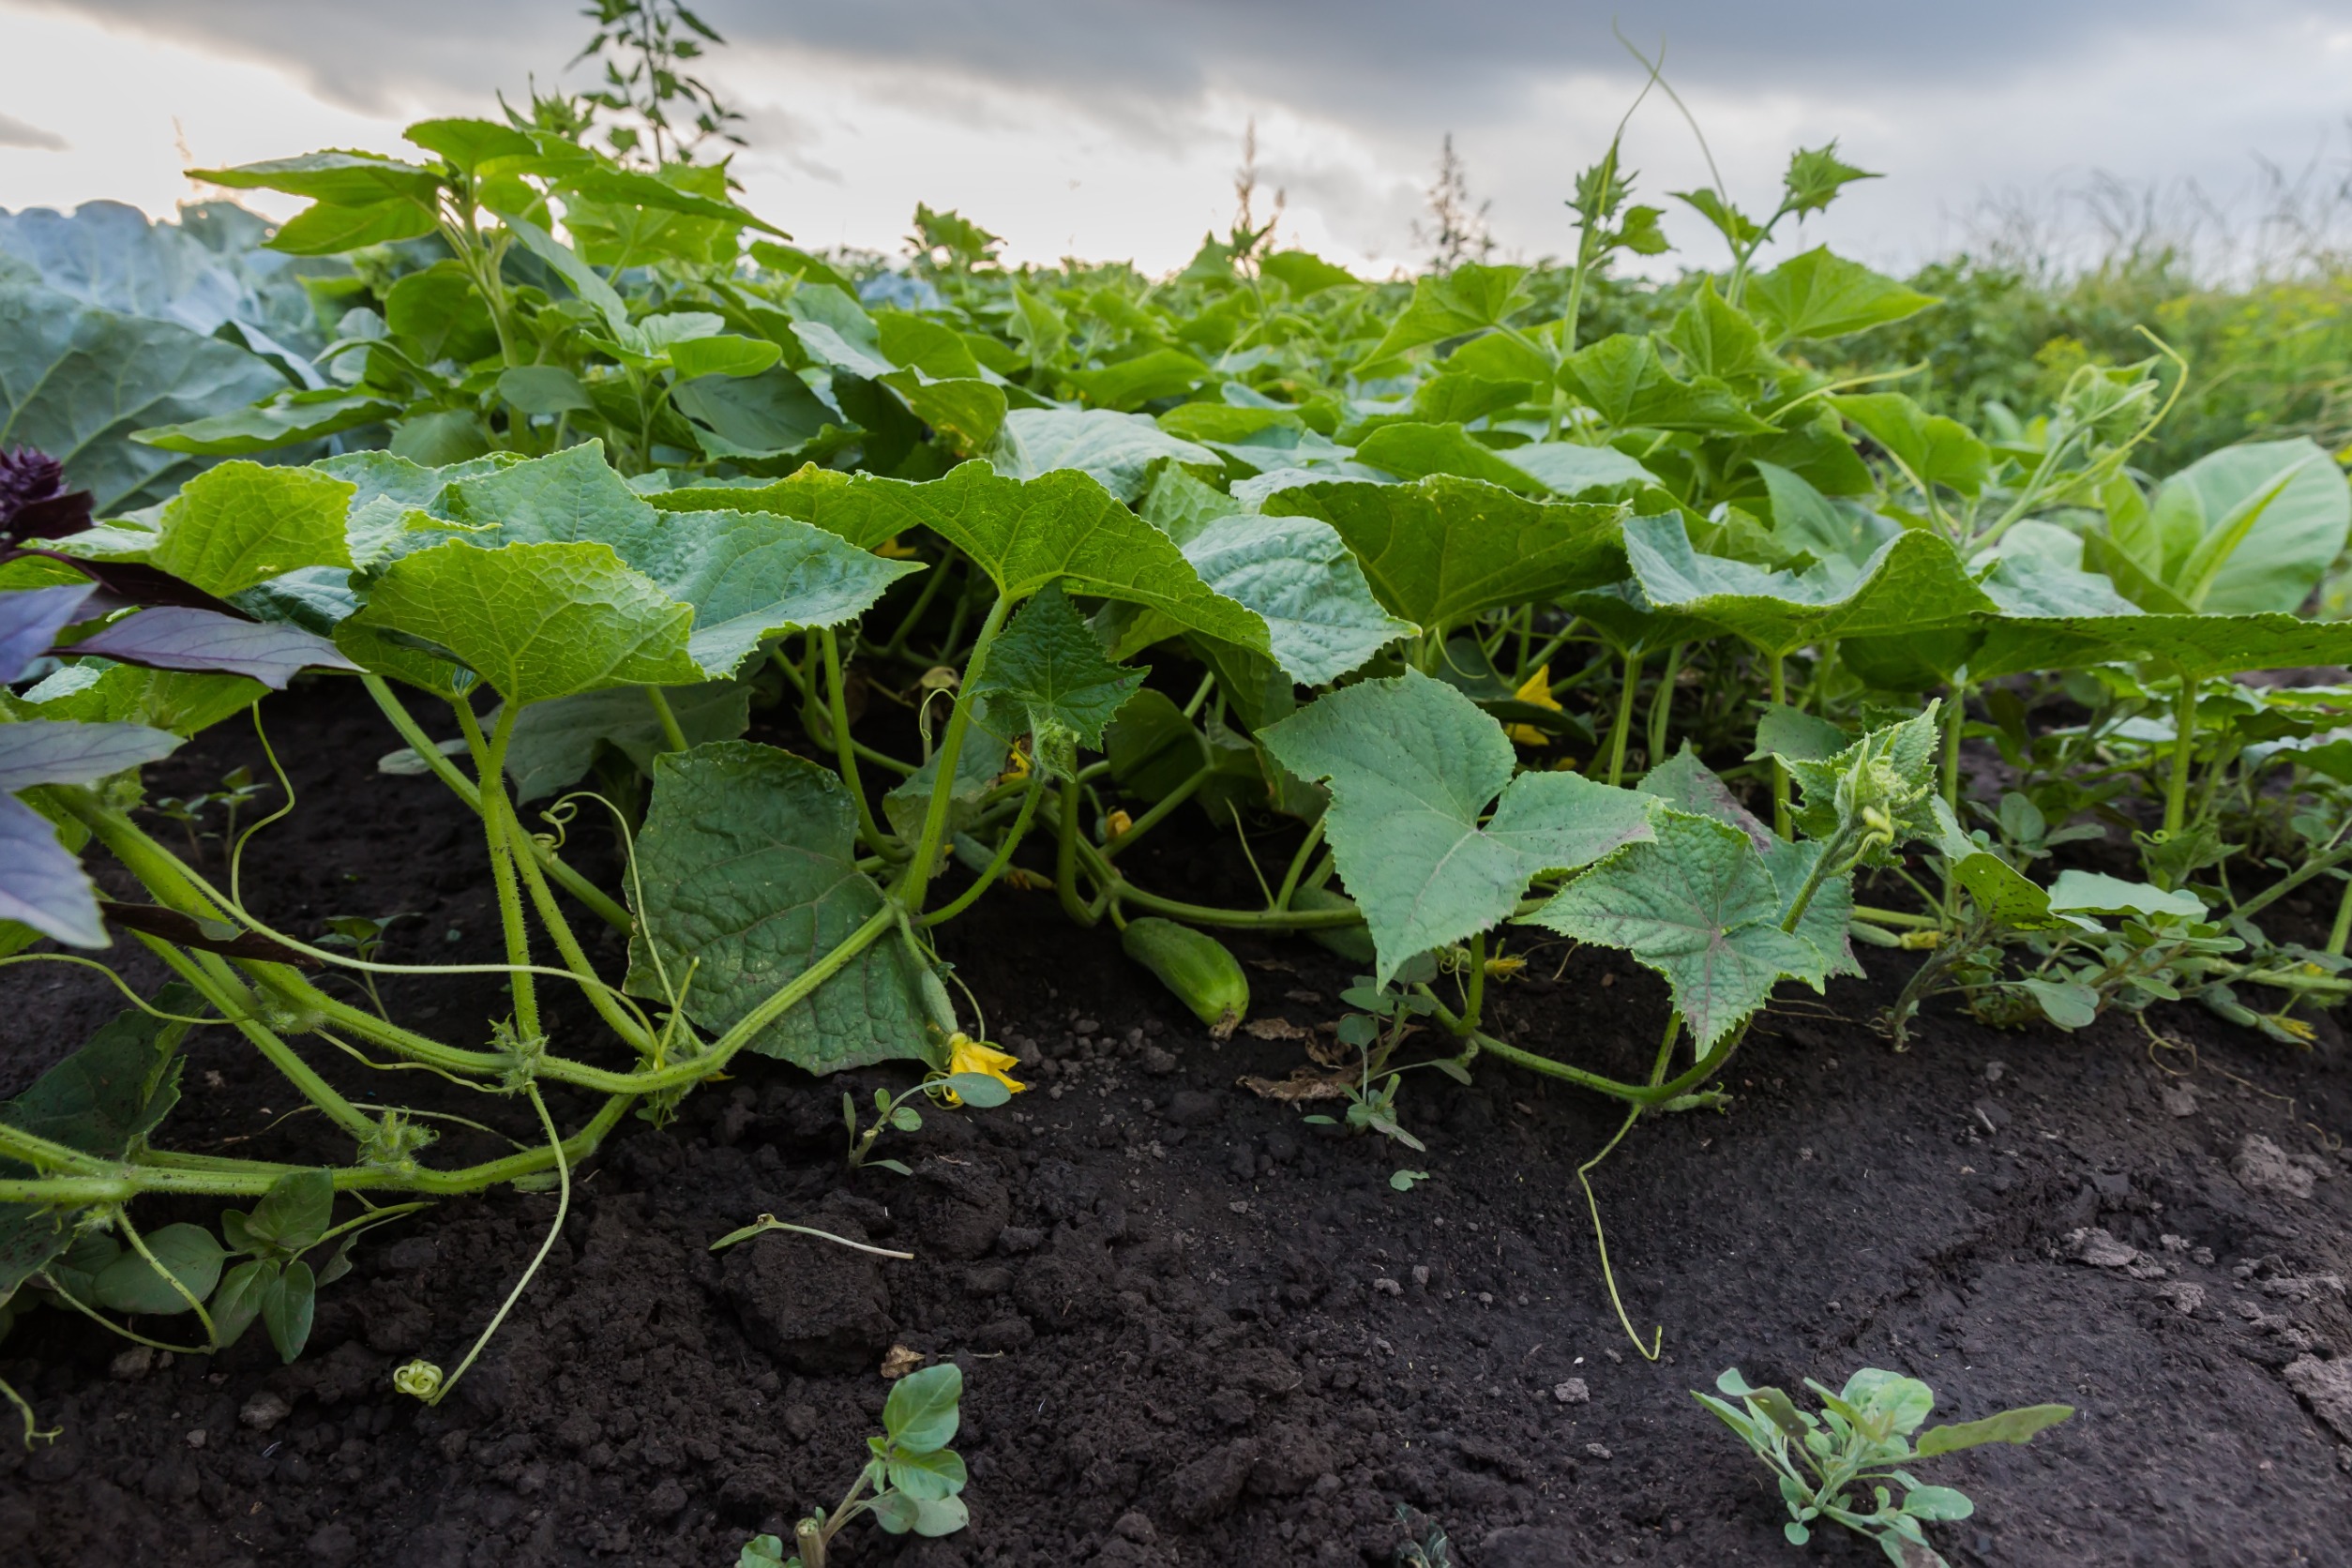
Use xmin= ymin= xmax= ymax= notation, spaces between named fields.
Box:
xmin=1260 ymin=671 xmax=1652 ymax=986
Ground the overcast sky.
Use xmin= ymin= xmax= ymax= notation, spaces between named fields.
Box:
xmin=6 ymin=1 xmax=2352 ymax=277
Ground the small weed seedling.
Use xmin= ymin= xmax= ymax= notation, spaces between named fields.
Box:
xmin=1695 ymin=1367 xmax=2072 ymax=1566
xmin=843 ymin=1035 xmax=1024 ymax=1174
xmin=738 ymin=1363 xmax=970 ymax=1567
xmin=1393 ymin=1502 xmax=1457 ymax=1567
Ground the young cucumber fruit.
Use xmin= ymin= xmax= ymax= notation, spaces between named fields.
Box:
xmin=1121 ymin=917 xmax=1248 ymax=1039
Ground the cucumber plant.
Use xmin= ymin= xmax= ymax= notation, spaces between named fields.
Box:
xmin=8 ymin=30 xmax=2352 ymax=1444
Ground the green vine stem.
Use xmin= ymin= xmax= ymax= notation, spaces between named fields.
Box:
xmin=1646 ymin=642 xmax=1683 ymax=766
xmin=822 ymin=627 xmax=903 ymax=859
xmin=0 ymin=1093 xmax=636 ymax=1205
xmin=1 ymin=1374 xmax=58 ymax=1449
xmin=454 ymin=701 xmax=540 ymax=1041
xmin=1054 ymin=776 xmax=1095 ymax=926
xmin=417 ymin=1082 xmax=570 ymax=1406
xmin=2162 ymin=672 xmax=2198 ymax=850
xmin=1098 ymin=763 xmax=1214 ymax=860
xmin=1602 ymin=649 xmax=1644 ymax=786
xmin=113 ymin=1204 xmax=218 ymax=1345
xmin=1577 ymin=1012 xmax=1683 ymax=1362
xmin=1273 ymin=817 xmax=1328 ymax=912
xmin=897 ymin=595 xmax=1012 ymax=912
xmin=643 ymin=686 xmax=689 ymax=754
xmin=138 ymin=938 xmax=380 ymax=1141
xmin=1767 ymin=654 xmax=1792 ymax=837
xmin=360 ymin=674 xmax=631 ymax=932
xmin=1940 ymin=677 xmax=1968 ymax=812
xmin=1455 ymin=1014 xmax=1746 ymax=1109
xmin=920 ymin=771 xmax=1046 ymax=928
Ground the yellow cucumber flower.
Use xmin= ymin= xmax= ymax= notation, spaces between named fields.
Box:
xmin=1506 ymin=664 xmax=1564 ymax=746
xmin=936 ymin=1033 xmax=1027 ymax=1104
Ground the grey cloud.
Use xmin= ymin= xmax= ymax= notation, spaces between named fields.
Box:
xmin=23 ymin=0 xmax=2352 ymax=272
xmin=0 ymin=111 xmax=69 ymax=152
xmin=31 ymin=1 xmax=2313 ymax=126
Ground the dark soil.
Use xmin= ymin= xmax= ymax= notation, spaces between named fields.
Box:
xmin=5 ymin=680 xmax=2352 ymax=1568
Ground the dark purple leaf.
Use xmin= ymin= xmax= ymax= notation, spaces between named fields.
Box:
xmin=6 ymin=551 xmax=247 ymax=617
xmin=97 ymin=902 xmax=316 ymax=966
xmin=6 ymin=491 xmax=97 ymax=541
xmin=0 ymin=719 xmax=182 ymax=792
xmin=0 ymin=792 xmax=104 ymax=948
xmin=0 ymin=582 xmax=96 ymax=683
xmin=71 ymin=608 xmax=360 ymax=687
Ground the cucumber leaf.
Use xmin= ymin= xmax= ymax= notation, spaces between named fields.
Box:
xmin=984 ymin=408 xmax=1217 ymax=502
xmin=626 ymin=742 xmax=948 ymax=1073
xmin=751 ymin=461 xmax=1274 ymax=657
xmin=1260 ymin=671 xmax=1652 ymax=985
xmin=1355 ymin=263 xmax=1531 ymax=367
xmin=1525 ymin=807 xmax=1828 ymax=1049
xmin=338 ymin=539 xmax=701 ymax=705
xmin=1622 ymin=511 xmax=1993 ymax=656
xmin=1353 ymin=422 xmax=1550 ymax=494
xmin=439 ymin=444 xmax=922 ymax=676
xmin=136 ymin=460 xmax=356 ymax=596
xmin=1262 ymin=475 xmax=1626 ymax=632
xmin=1129 ymin=465 xmax=1412 ymax=684
xmin=969 ymin=583 xmax=1146 ymax=774
xmin=1745 ymin=248 xmax=1937 ymax=344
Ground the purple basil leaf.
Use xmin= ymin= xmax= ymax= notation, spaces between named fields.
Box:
xmin=71 ymin=607 xmax=360 ymax=687
xmin=6 ymin=490 xmax=97 ymax=541
xmin=0 ymin=792 xmax=105 ymax=948
xmin=0 ymin=719 xmax=182 ymax=792
xmin=97 ymin=903 xmax=318 ymax=967
xmin=0 ymin=582 xmax=97 ymax=683
xmin=6 ymin=550 xmax=247 ymax=616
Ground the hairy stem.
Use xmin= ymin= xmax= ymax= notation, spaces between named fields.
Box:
xmin=1767 ymin=655 xmax=1791 ymax=837
xmin=363 ymin=675 xmax=633 ymax=932
xmin=2163 ymin=674 xmax=2197 ymax=851
xmin=424 ymin=1083 xmax=569 ymax=1405
xmin=1646 ymin=642 xmax=1682 ymax=766
xmin=1273 ymin=817 xmax=1328 ymax=912
xmin=456 ymin=702 xmax=539 ymax=1041
xmin=920 ymin=771 xmax=1045 ymax=927
xmin=1099 ymin=763 xmax=1214 ymax=860
xmin=897 ymin=595 xmax=1012 ymax=912
xmin=643 ymin=686 xmax=689 ymax=754
xmin=822 ymin=628 xmax=901 ymax=859
xmin=1603 ymin=649 xmax=1643 ymax=786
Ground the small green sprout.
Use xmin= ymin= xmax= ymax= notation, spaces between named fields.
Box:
xmin=739 ymin=1362 xmax=971 ymax=1568
xmin=150 ymin=765 xmax=272 ymax=862
xmin=317 ymin=912 xmax=415 ymax=1018
xmin=1393 ymin=1503 xmax=1457 ymax=1566
xmin=842 ymin=1039 xmax=1019 ymax=1175
xmin=1695 ymin=1366 xmax=2072 ymax=1566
